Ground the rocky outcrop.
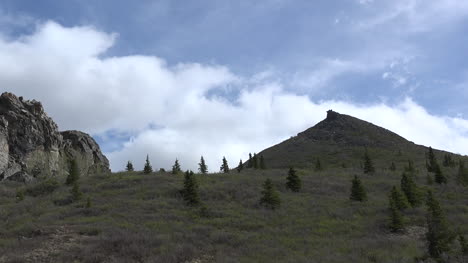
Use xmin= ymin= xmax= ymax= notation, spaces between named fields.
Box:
xmin=0 ymin=92 xmax=110 ymax=182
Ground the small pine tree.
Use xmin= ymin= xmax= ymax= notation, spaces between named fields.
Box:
xmin=172 ymin=159 xmax=182 ymax=175
xmin=126 ymin=161 xmax=134 ymax=172
xmin=259 ymin=155 xmax=266 ymax=170
xmin=434 ymin=164 xmax=447 ymax=184
xmin=143 ymin=155 xmax=153 ymax=174
xmin=442 ymin=154 xmax=455 ymax=167
xmin=401 ymin=172 xmax=421 ymax=207
xmin=427 ymin=147 xmax=438 ymax=172
xmin=425 ymin=190 xmax=451 ymax=260
xmin=181 ymin=170 xmax=200 ymax=206
xmin=220 ymin=157 xmax=229 ymax=173
xmin=66 ymin=159 xmax=80 ymax=185
xmin=389 ymin=197 xmax=405 ymax=232
xmin=350 ymin=175 xmax=367 ymax=202
xmin=247 ymin=153 xmax=253 ymax=168
xmin=260 ymin=179 xmax=281 ymax=209
xmin=252 ymin=153 xmax=259 ymax=169
xmin=237 ymin=159 xmax=243 ymax=173
xmin=459 ymin=234 xmax=468 ymax=255
xmin=363 ymin=149 xmax=375 ymax=174
xmin=390 ymin=186 xmax=409 ymax=210
xmin=198 ymin=156 xmax=208 ymax=174
xmin=71 ymin=181 xmax=83 ymax=201
xmin=285 ymin=167 xmax=301 ymax=192
xmin=390 ymin=162 xmax=396 ymax=171
xmin=315 ymin=158 xmax=323 ymax=171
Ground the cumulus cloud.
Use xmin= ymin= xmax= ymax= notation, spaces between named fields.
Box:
xmin=1 ymin=21 xmax=468 ymax=172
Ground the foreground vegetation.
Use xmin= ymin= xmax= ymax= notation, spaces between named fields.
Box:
xmin=0 ymin=157 xmax=467 ymax=263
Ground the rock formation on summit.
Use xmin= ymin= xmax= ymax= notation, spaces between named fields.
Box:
xmin=0 ymin=92 xmax=109 ymax=182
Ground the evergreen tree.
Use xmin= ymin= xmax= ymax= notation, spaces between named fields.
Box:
xmin=198 ymin=156 xmax=208 ymax=174
xmin=390 ymin=162 xmax=396 ymax=171
xmin=16 ymin=189 xmax=24 ymax=202
xmin=172 ymin=159 xmax=182 ymax=175
xmin=389 ymin=196 xmax=405 ymax=232
xmin=247 ymin=153 xmax=253 ymax=168
xmin=315 ymin=158 xmax=323 ymax=171
xmin=220 ymin=156 xmax=229 ymax=173
xmin=66 ymin=159 xmax=80 ymax=186
xmin=237 ymin=159 xmax=243 ymax=173
xmin=363 ymin=149 xmax=375 ymax=174
xmin=427 ymin=147 xmax=438 ymax=172
xmin=457 ymin=161 xmax=468 ymax=186
xmin=70 ymin=181 xmax=82 ymax=201
xmin=143 ymin=155 xmax=153 ymax=174
xmin=434 ymin=164 xmax=447 ymax=184
xmin=285 ymin=167 xmax=301 ymax=192
xmin=350 ymin=175 xmax=367 ymax=202
xmin=459 ymin=234 xmax=468 ymax=255
xmin=259 ymin=179 xmax=281 ymax=209
xmin=181 ymin=170 xmax=200 ymax=206
xmin=252 ymin=153 xmax=259 ymax=169
xmin=126 ymin=161 xmax=134 ymax=172
xmin=390 ymin=186 xmax=409 ymax=210
xmin=426 ymin=190 xmax=451 ymax=260
xmin=401 ymin=172 xmax=421 ymax=207
xmin=260 ymin=155 xmax=266 ymax=170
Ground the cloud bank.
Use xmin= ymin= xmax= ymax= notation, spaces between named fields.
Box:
xmin=1 ymin=21 xmax=468 ymax=172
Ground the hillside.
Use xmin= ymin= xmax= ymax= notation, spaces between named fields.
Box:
xmin=257 ymin=110 xmax=460 ymax=170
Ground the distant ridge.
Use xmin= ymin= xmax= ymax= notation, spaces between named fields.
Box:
xmin=255 ymin=110 xmax=456 ymax=169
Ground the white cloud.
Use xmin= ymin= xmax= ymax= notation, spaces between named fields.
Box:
xmin=1 ymin=21 xmax=468 ymax=172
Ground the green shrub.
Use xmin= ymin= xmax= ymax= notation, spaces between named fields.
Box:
xmin=25 ymin=178 xmax=59 ymax=197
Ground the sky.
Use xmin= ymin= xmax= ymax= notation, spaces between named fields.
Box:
xmin=1 ymin=0 xmax=468 ymax=171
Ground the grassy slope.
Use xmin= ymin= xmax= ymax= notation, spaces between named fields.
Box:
xmin=0 ymin=161 xmax=467 ymax=262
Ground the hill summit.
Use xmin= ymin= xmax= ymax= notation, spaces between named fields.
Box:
xmin=256 ymin=110 xmax=445 ymax=169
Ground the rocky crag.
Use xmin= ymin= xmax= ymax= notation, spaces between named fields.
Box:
xmin=0 ymin=92 xmax=110 ymax=182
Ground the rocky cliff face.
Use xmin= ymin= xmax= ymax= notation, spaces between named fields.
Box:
xmin=0 ymin=92 xmax=110 ymax=182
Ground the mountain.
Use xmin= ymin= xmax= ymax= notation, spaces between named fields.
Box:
xmin=0 ymin=92 xmax=109 ymax=182
xmin=256 ymin=110 xmax=460 ymax=169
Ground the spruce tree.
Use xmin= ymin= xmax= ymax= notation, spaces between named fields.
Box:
xmin=405 ymin=160 xmax=416 ymax=174
xmin=252 ymin=153 xmax=258 ymax=169
xmin=260 ymin=179 xmax=281 ymax=209
xmin=172 ymin=159 xmax=182 ymax=175
xmin=390 ymin=186 xmax=409 ymax=210
xmin=86 ymin=196 xmax=92 ymax=208
xmin=247 ymin=153 xmax=253 ymax=168
xmin=315 ymin=158 xmax=323 ymax=171
xmin=181 ymin=170 xmax=200 ymax=206
xmin=389 ymin=196 xmax=405 ymax=232
xmin=70 ymin=181 xmax=82 ymax=201
xmin=285 ymin=167 xmax=301 ymax=192
xmin=350 ymin=175 xmax=367 ymax=202
xmin=126 ymin=161 xmax=134 ymax=172
xmin=259 ymin=155 xmax=266 ymax=170
xmin=425 ymin=190 xmax=451 ymax=260
xmin=434 ymin=164 xmax=447 ymax=184
xmin=143 ymin=155 xmax=153 ymax=174
xmin=237 ymin=159 xmax=243 ymax=173
xmin=198 ymin=156 xmax=208 ymax=174
xmin=220 ymin=157 xmax=229 ymax=173
xmin=66 ymin=159 xmax=80 ymax=186
xmin=401 ymin=172 xmax=421 ymax=207
xmin=390 ymin=162 xmax=396 ymax=171
xmin=427 ymin=147 xmax=438 ymax=172
xmin=363 ymin=149 xmax=375 ymax=174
